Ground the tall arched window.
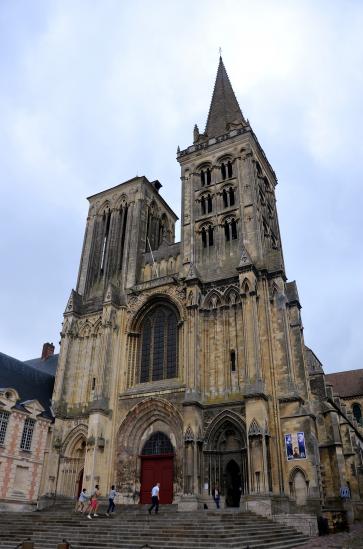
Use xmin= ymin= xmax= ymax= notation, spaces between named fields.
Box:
xmin=353 ymin=403 xmax=362 ymax=424
xmin=201 ymin=196 xmax=206 ymax=215
xmin=221 ymin=163 xmax=226 ymax=180
xmin=139 ymin=305 xmax=178 ymax=383
xmin=201 ymin=170 xmax=205 ymax=186
xmin=227 ymin=161 xmax=233 ymax=178
xmin=206 ymin=168 xmax=211 ymax=185
xmin=224 ymin=219 xmax=238 ymax=241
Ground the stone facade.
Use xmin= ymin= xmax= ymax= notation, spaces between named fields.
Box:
xmin=44 ymin=57 xmax=363 ymax=521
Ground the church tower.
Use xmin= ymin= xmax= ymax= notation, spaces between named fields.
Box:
xmin=45 ymin=56 xmax=363 ymax=520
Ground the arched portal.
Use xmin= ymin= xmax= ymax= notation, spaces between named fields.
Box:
xmin=204 ymin=412 xmax=248 ymax=506
xmin=140 ymin=432 xmax=174 ymax=504
xmin=58 ymin=426 xmax=87 ymax=498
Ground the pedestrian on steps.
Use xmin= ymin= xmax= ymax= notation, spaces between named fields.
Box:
xmin=148 ymin=482 xmax=160 ymax=515
xmin=212 ymin=486 xmax=220 ymax=509
xmin=86 ymin=484 xmax=100 ymax=519
xmin=106 ymin=485 xmax=117 ymax=516
xmin=76 ymin=488 xmax=89 ymax=513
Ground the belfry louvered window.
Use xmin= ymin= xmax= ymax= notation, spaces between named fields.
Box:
xmin=140 ymin=305 xmax=178 ymax=383
xmin=20 ymin=418 xmax=35 ymax=451
xmin=0 ymin=411 xmax=10 ymax=445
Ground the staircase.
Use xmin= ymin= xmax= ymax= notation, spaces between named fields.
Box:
xmin=0 ymin=504 xmax=310 ymax=549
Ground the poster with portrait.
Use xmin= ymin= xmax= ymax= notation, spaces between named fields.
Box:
xmin=285 ymin=432 xmax=306 ymax=460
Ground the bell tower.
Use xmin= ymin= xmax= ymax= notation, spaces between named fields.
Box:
xmin=178 ymin=56 xmax=285 ymax=281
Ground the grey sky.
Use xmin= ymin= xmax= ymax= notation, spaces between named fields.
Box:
xmin=0 ymin=1 xmax=362 ymax=373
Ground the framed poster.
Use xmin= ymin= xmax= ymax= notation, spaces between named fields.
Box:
xmin=285 ymin=432 xmax=306 ymax=460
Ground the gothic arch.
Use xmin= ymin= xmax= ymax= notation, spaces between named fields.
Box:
xmin=96 ymin=200 xmax=111 ymax=216
xmin=224 ymin=286 xmax=240 ymax=306
xmin=61 ymin=424 xmax=88 ymax=457
xmin=114 ymin=193 xmax=128 ymax=210
xmin=203 ymin=290 xmax=222 ymax=310
xmin=117 ymin=397 xmax=184 ymax=456
xmin=79 ymin=320 xmax=92 ymax=338
xmin=204 ymin=410 xmax=247 ymax=450
xmin=288 ymin=466 xmax=308 ymax=484
xmin=216 ymin=154 xmax=234 ymax=164
xmin=129 ymin=294 xmax=182 ymax=333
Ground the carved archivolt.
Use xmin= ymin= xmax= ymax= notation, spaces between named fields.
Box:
xmin=61 ymin=423 xmax=88 ymax=456
xmin=202 ymin=286 xmax=240 ymax=309
xmin=204 ymin=409 xmax=246 ymax=450
xmin=127 ymin=288 xmax=185 ymax=332
xmin=116 ymin=397 xmax=184 ymax=456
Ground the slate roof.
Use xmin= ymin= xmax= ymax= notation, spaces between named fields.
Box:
xmin=24 ymin=354 xmax=59 ymax=377
xmin=205 ymin=56 xmax=246 ymax=138
xmin=0 ymin=352 xmax=55 ymax=418
xmin=325 ymin=369 xmax=363 ymax=398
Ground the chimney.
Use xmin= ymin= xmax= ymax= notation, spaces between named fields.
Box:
xmin=41 ymin=342 xmax=55 ymax=360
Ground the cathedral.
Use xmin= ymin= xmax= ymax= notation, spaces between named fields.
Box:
xmin=46 ymin=57 xmax=363 ymax=521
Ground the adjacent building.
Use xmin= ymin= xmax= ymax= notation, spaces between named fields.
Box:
xmin=0 ymin=345 xmax=56 ymax=510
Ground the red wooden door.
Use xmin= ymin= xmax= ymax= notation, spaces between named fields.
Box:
xmin=140 ymin=455 xmax=173 ymax=504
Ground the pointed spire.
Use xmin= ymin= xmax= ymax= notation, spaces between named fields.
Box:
xmin=205 ymin=56 xmax=246 ymax=138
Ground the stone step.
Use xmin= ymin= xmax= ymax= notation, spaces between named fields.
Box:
xmin=0 ymin=508 xmax=310 ymax=549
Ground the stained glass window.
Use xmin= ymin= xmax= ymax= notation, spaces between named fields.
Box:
xmin=142 ymin=431 xmax=174 ymax=455
xmin=139 ymin=305 xmax=178 ymax=383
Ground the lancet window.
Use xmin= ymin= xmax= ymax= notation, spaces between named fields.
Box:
xmin=223 ymin=187 xmax=235 ymax=208
xmin=224 ymin=219 xmax=238 ymax=241
xmin=202 ymin=225 xmax=214 ymax=247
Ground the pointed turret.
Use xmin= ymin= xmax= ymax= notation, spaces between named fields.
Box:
xmin=205 ymin=56 xmax=246 ymax=138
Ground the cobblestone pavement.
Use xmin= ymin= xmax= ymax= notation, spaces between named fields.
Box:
xmin=296 ymin=521 xmax=363 ymax=548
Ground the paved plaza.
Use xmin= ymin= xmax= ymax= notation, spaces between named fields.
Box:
xmin=298 ymin=521 xmax=363 ymax=548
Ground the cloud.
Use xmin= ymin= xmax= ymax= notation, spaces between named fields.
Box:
xmin=0 ymin=0 xmax=362 ymax=373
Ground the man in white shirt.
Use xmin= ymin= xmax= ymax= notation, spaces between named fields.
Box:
xmin=148 ymin=482 xmax=160 ymax=515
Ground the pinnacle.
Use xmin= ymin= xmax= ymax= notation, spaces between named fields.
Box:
xmin=205 ymin=56 xmax=246 ymax=138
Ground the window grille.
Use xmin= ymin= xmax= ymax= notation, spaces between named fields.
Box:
xmin=0 ymin=411 xmax=10 ymax=445
xmin=20 ymin=418 xmax=35 ymax=451
xmin=142 ymin=431 xmax=174 ymax=455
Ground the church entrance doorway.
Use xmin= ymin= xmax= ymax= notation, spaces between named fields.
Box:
xmin=204 ymin=416 xmax=248 ymax=505
xmin=225 ymin=459 xmax=242 ymax=507
xmin=139 ymin=432 xmax=174 ymax=504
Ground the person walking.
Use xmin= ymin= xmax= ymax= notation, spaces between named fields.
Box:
xmin=148 ymin=482 xmax=160 ymax=515
xmin=212 ymin=486 xmax=220 ymax=509
xmin=106 ymin=485 xmax=117 ymax=516
xmin=76 ymin=488 xmax=88 ymax=512
xmin=86 ymin=484 xmax=100 ymax=519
